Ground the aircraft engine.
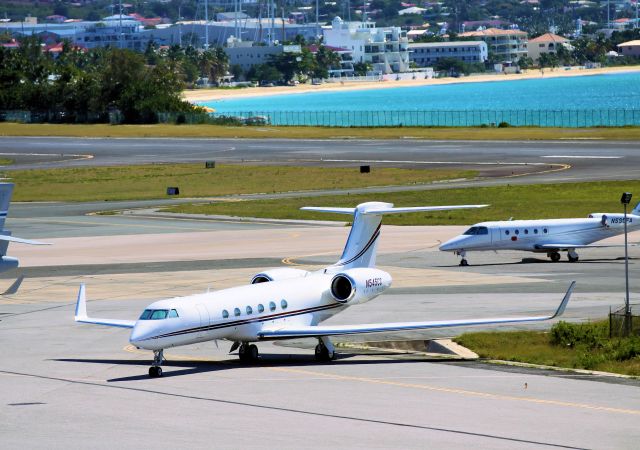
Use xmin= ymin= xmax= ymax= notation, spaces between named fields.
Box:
xmin=250 ymin=268 xmax=310 ymax=284
xmin=329 ymin=267 xmax=391 ymax=305
xmin=0 ymin=256 xmax=18 ymax=272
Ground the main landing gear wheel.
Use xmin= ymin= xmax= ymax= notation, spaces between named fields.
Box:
xmin=568 ymin=254 xmax=579 ymax=262
xmin=239 ymin=343 xmax=259 ymax=363
xmin=149 ymin=349 xmax=164 ymax=378
xmin=315 ymin=343 xmax=334 ymax=362
xmin=549 ymin=252 xmax=561 ymax=262
xmin=459 ymin=259 xmax=469 ymax=267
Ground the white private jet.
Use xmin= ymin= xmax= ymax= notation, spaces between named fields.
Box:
xmin=440 ymin=202 xmax=640 ymax=266
xmin=75 ymin=201 xmax=575 ymax=378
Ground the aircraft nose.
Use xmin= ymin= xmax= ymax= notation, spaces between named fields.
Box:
xmin=440 ymin=236 xmax=465 ymax=251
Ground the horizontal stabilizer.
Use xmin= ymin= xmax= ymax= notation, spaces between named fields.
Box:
xmin=362 ymin=205 xmax=488 ymax=215
xmin=299 ymin=207 xmax=356 ymax=215
xmin=74 ymin=284 xmax=135 ymax=329
xmin=0 ymin=235 xmax=51 ymax=245
xmin=259 ymin=282 xmax=575 ymax=339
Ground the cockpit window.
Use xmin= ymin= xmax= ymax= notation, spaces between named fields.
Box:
xmin=168 ymin=309 xmax=179 ymax=318
xmin=463 ymin=226 xmax=488 ymax=235
xmin=139 ymin=309 xmax=169 ymax=320
xmin=150 ymin=310 xmax=169 ymax=320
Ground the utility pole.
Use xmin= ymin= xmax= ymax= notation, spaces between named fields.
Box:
xmin=119 ymin=0 xmax=123 ymax=49
xmin=316 ymin=0 xmax=319 ymax=39
xmin=204 ymin=0 xmax=209 ymax=49
xmin=621 ymin=192 xmax=633 ymax=335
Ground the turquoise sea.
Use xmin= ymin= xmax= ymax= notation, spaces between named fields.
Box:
xmin=202 ymin=71 xmax=640 ymax=127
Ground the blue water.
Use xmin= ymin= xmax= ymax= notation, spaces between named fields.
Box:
xmin=202 ymin=72 xmax=640 ymax=127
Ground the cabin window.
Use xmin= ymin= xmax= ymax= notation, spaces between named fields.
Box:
xmin=258 ymin=304 xmax=265 ymax=313
xmin=222 ymin=309 xmax=229 ymax=319
xmin=524 ymin=229 xmax=529 ymax=234
xmin=534 ymin=229 xmax=538 ymax=234
xmin=168 ymin=309 xmax=179 ymax=318
xmin=505 ymin=230 xmax=510 ymax=235
xmin=246 ymin=306 xmax=253 ymax=315
xmin=269 ymin=301 xmax=276 ymax=312
xmin=543 ymin=228 xmax=548 ymax=234
xmin=234 ymin=307 xmax=241 ymax=317
xmin=281 ymin=299 xmax=288 ymax=309
xmin=515 ymin=229 xmax=520 ymax=235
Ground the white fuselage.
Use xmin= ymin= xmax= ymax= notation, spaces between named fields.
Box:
xmin=129 ymin=269 xmax=391 ymax=351
xmin=440 ymin=214 xmax=640 ymax=253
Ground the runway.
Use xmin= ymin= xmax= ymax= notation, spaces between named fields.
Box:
xmin=2 ymin=137 xmax=640 ymax=189
xmin=1 ymin=137 xmax=639 ymax=448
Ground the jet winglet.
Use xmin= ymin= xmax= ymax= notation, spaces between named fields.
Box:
xmin=74 ymin=284 xmax=135 ymax=329
xmin=551 ymin=281 xmax=575 ymax=319
xmin=2 ymin=274 xmax=24 ymax=296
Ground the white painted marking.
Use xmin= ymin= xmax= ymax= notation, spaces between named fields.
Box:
xmin=542 ymin=155 xmax=621 ymax=159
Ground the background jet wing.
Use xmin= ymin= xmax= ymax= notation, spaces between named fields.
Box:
xmin=259 ymin=282 xmax=575 ymax=339
xmin=74 ymin=284 xmax=135 ymax=329
xmin=536 ymin=243 xmax=636 ymax=250
xmin=0 ymin=235 xmax=51 ymax=245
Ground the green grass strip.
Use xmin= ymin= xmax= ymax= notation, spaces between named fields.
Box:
xmin=2 ymin=123 xmax=640 ymax=140
xmin=2 ymin=164 xmax=475 ymax=202
xmin=164 ymin=180 xmax=640 ymax=225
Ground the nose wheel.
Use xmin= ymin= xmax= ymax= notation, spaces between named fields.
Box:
xmin=456 ymin=250 xmax=469 ymax=266
xmin=567 ymin=249 xmax=579 ymax=263
xmin=149 ymin=349 xmax=164 ymax=378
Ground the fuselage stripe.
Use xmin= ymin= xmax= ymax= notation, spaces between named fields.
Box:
xmin=337 ymin=223 xmax=381 ymax=266
xmin=141 ymin=302 xmax=343 ymax=341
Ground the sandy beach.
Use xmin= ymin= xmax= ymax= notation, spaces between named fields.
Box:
xmin=183 ymin=65 xmax=640 ymax=103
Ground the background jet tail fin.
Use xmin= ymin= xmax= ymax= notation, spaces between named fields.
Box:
xmin=302 ymin=202 xmax=488 ymax=270
xmin=0 ymin=183 xmax=13 ymax=231
xmin=632 ymin=201 xmax=640 ymax=216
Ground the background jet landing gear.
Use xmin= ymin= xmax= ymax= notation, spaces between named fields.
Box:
xmin=149 ymin=349 xmax=164 ymax=378
xmin=567 ymin=249 xmax=579 ymax=263
xmin=456 ymin=250 xmax=469 ymax=266
xmin=238 ymin=343 xmax=259 ymax=363
xmin=548 ymin=252 xmax=561 ymax=262
xmin=315 ymin=337 xmax=336 ymax=362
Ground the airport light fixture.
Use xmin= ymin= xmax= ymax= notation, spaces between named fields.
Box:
xmin=621 ymin=192 xmax=632 ymax=333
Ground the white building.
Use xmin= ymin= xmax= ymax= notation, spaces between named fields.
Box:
xmin=322 ymin=17 xmax=410 ymax=74
xmin=409 ymin=41 xmax=488 ymax=67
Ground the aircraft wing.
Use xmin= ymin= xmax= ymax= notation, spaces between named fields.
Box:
xmin=259 ymin=282 xmax=575 ymax=339
xmin=74 ymin=284 xmax=135 ymax=329
xmin=535 ymin=243 xmax=636 ymax=250
xmin=0 ymin=235 xmax=51 ymax=245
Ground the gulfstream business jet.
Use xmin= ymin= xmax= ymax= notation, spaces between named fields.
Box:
xmin=75 ymin=202 xmax=575 ymax=378
xmin=440 ymin=202 xmax=640 ymax=266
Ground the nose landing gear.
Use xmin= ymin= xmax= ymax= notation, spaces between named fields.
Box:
xmin=149 ymin=349 xmax=164 ymax=378
xmin=567 ymin=248 xmax=579 ymax=263
xmin=456 ymin=250 xmax=469 ymax=266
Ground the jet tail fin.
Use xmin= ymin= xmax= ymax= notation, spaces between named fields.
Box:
xmin=632 ymin=201 xmax=640 ymax=216
xmin=301 ymin=202 xmax=488 ymax=269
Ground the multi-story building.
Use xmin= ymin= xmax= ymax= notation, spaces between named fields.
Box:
xmin=409 ymin=41 xmax=488 ymax=67
xmin=458 ymin=27 xmax=528 ymax=63
xmin=224 ymin=41 xmax=301 ymax=72
xmin=322 ymin=17 xmax=410 ymax=74
xmin=527 ymin=33 xmax=570 ymax=62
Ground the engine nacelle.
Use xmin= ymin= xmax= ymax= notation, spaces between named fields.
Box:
xmin=0 ymin=256 xmax=18 ymax=273
xmin=250 ymin=268 xmax=310 ymax=284
xmin=329 ymin=267 xmax=391 ymax=305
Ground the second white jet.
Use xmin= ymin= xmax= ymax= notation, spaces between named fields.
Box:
xmin=440 ymin=202 xmax=640 ymax=265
